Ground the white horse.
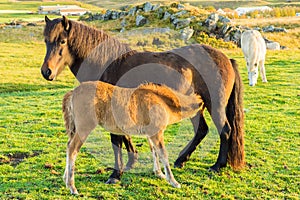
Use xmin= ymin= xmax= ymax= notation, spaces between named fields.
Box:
xmin=241 ymin=30 xmax=267 ymax=86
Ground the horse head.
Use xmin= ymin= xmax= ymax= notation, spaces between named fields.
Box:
xmin=41 ymin=16 xmax=73 ymax=81
xmin=247 ymin=62 xmax=259 ymax=87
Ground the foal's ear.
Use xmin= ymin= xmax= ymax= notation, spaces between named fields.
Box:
xmin=62 ymin=16 xmax=70 ymax=31
xmin=45 ymin=16 xmax=50 ymax=23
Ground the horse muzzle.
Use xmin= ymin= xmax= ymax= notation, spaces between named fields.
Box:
xmin=41 ymin=68 xmax=53 ymax=81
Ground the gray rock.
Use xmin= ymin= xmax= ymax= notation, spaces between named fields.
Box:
xmin=263 ymin=25 xmax=274 ymax=32
xmin=221 ymin=24 xmax=231 ymax=35
xmin=143 ymin=2 xmax=153 ymax=12
xmin=152 ymin=37 xmax=164 ymax=45
xmin=274 ymin=27 xmax=287 ymax=33
xmin=136 ymin=15 xmax=147 ymax=26
xmin=120 ymin=27 xmax=126 ymax=33
xmin=121 ymin=18 xmax=127 ymax=27
xmin=93 ymin=13 xmax=104 ymax=20
xmin=175 ymin=18 xmax=191 ymax=29
xmin=27 ymin=22 xmax=37 ymax=26
xmin=136 ymin=41 xmax=147 ymax=46
xmin=152 ymin=3 xmax=161 ymax=11
xmin=219 ymin=15 xmax=231 ymax=24
xmin=118 ymin=11 xmax=127 ymax=18
xmin=174 ymin=10 xmax=188 ymax=17
xmin=178 ymin=3 xmax=185 ymax=9
xmin=205 ymin=19 xmax=217 ymax=31
xmin=208 ymin=13 xmax=219 ymax=22
xmin=128 ymin=6 xmax=137 ymax=16
xmin=180 ymin=27 xmax=194 ymax=41
xmin=104 ymin=10 xmax=112 ymax=20
xmin=232 ymin=30 xmax=242 ymax=46
xmin=163 ymin=11 xmax=171 ymax=20
xmin=111 ymin=11 xmax=119 ymax=20
xmin=266 ymin=41 xmax=280 ymax=50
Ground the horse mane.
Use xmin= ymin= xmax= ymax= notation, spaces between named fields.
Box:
xmin=68 ymin=20 xmax=137 ymax=68
xmin=68 ymin=20 xmax=110 ymax=58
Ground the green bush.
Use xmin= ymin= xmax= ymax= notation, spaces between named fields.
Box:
xmin=194 ymin=32 xmax=237 ymax=49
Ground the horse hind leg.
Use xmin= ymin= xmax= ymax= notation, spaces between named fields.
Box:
xmin=210 ymin=118 xmax=231 ymax=172
xmin=149 ymin=131 xmax=180 ymax=188
xmin=122 ymin=135 xmax=138 ymax=171
xmin=174 ymin=110 xmax=209 ymax=168
xmin=148 ymin=137 xmax=165 ymax=179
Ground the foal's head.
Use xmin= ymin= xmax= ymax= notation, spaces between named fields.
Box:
xmin=41 ymin=16 xmax=73 ymax=81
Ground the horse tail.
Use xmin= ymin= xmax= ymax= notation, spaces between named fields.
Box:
xmin=62 ymin=90 xmax=75 ymax=138
xmin=227 ymin=59 xmax=245 ymax=170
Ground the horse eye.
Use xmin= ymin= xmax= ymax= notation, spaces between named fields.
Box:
xmin=60 ymin=40 xmax=66 ymax=45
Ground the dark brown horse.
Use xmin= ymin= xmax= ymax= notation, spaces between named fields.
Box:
xmin=41 ymin=16 xmax=245 ymax=184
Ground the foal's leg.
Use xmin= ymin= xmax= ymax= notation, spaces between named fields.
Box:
xmin=174 ymin=110 xmax=209 ymax=168
xmin=122 ymin=135 xmax=138 ymax=171
xmin=259 ymin=60 xmax=267 ymax=83
xmin=148 ymin=138 xmax=165 ymax=179
xmin=149 ymin=131 xmax=180 ymax=188
xmin=64 ymin=132 xmax=86 ymax=195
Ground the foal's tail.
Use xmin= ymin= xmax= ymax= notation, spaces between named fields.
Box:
xmin=62 ymin=90 xmax=75 ymax=138
xmin=227 ymin=59 xmax=245 ymax=170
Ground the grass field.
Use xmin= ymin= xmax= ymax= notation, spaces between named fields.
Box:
xmin=1 ymin=0 xmax=300 ymax=199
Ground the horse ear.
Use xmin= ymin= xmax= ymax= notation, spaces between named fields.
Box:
xmin=45 ymin=16 xmax=50 ymax=23
xmin=62 ymin=16 xmax=70 ymax=31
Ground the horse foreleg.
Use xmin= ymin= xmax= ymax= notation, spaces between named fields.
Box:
xmin=106 ymin=133 xmax=124 ymax=184
xmin=122 ymin=135 xmax=138 ymax=171
xmin=64 ymin=133 xmax=84 ymax=195
xmin=210 ymin=121 xmax=231 ymax=172
xmin=148 ymin=137 xmax=165 ymax=179
xmin=260 ymin=60 xmax=267 ymax=83
xmin=150 ymin=132 xmax=180 ymax=188
xmin=174 ymin=111 xmax=208 ymax=168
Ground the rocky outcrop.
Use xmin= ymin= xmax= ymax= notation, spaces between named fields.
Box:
xmin=79 ymin=2 xmax=285 ymax=46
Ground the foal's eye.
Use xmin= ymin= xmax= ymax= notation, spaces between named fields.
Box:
xmin=60 ymin=39 xmax=66 ymax=45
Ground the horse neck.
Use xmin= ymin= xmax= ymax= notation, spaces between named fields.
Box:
xmin=67 ymin=21 xmax=134 ymax=81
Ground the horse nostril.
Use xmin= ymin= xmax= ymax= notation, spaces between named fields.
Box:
xmin=46 ymin=69 xmax=52 ymax=76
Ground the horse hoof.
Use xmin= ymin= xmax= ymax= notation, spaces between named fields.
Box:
xmin=70 ymin=188 xmax=79 ymax=195
xmin=105 ymin=178 xmax=120 ymax=184
xmin=171 ymin=181 xmax=181 ymax=188
xmin=209 ymin=165 xmax=220 ymax=173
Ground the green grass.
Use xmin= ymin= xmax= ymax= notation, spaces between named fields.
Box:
xmin=0 ymin=1 xmax=299 ymax=199
xmin=0 ymin=0 xmax=101 ymax=23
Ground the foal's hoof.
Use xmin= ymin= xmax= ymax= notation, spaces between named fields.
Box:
xmin=105 ymin=178 xmax=120 ymax=184
xmin=170 ymin=181 xmax=181 ymax=188
xmin=69 ymin=188 xmax=79 ymax=195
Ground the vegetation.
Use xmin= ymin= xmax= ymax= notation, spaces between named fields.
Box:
xmin=0 ymin=0 xmax=299 ymax=199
